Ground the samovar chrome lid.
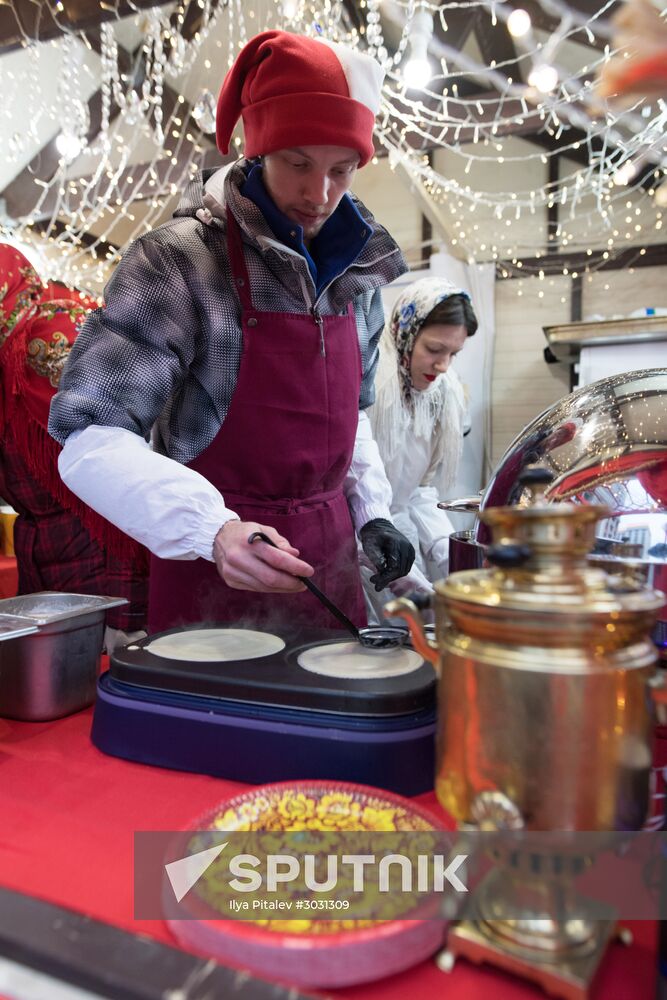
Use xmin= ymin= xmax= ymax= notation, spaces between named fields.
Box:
xmin=439 ymin=467 xmax=665 ymax=617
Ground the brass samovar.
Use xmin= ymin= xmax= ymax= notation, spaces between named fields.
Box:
xmin=387 ymin=467 xmax=665 ymax=999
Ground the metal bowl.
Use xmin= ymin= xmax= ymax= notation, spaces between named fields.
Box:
xmin=444 ymin=367 xmax=667 ymax=651
xmin=478 ymin=367 xmax=666 ymax=546
xmin=357 ymin=625 xmax=408 ymax=649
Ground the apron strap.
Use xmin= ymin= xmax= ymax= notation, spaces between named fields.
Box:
xmin=226 ymin=207 xmax=253 ymax=312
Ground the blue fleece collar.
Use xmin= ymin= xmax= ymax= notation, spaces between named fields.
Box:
xmin=240 ymin=162 xmax=372 ymax=297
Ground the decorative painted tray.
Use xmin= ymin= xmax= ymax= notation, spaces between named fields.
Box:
xmin=165 ymin=780 xmax=449 ymax=988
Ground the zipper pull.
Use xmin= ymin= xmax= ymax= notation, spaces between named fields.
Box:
xmin=312 ymin=308 xmax=325 ymax=357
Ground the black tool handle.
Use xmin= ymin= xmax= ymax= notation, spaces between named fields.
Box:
xmin=247 ymin=531 xmax=360 ymax=639
xmin=486 ymin=542 xmax=532 ymax=568
xmin=518 ymin=466 xmax=554 ymax=487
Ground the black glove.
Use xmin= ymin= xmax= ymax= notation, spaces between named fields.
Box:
xmin=359 ymin=518 xmax=416 ymax=592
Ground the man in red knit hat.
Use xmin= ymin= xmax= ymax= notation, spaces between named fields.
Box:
xmin=49 ymin=30 xmax=416 ymax=633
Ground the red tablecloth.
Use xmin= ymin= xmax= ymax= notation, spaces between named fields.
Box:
xmin=0 ymin=703 xmax=657 ymax=999
xmin=0 ymin=556 xmax=17 ymax=599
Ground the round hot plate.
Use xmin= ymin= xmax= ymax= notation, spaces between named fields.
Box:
xmin=144 ymin=628 xmax=285 ymax=662
xmin=111 ymin=625 xmax=436 ymax=718
xmin=297 ymin=640 xmax=422 ymax=679
xmin=97 ymin=633 xmax=438 ymax=794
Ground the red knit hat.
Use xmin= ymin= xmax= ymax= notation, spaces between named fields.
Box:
xmin=216 ymin=31 xmax=383 ymax=167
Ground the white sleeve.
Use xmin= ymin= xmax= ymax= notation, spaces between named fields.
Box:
xmin=409 ymin=485 xmax=455 ymax=572
xmin=388 ymin=562 xmax=435 ymax=597
xmin=58 ymin=425 xmax=239 ymax=561
xmin=344 ymin=410 xmax=393 ymax=531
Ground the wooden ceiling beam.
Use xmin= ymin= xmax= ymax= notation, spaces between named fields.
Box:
xmin=435 ymin=4 xmax=480 ymax=53
xmin=496 ymin=241 xmax=667 ymax=276
xmin=31 ymin=218 xmax=120 ymax=259
xmin=23 ymin=97 xmax=220 ymax=223
xmin=1 ymin=24 xmax=216 ymax=222
xmin=1 ymin=36 xmax=142 ymax=220
xmin=340 ymin=0 xmax=364 ymax=36
xmin=393 ymin=157 xmax=467 ymax=261
xmin=473 ymin=8 xmax=522 ymax=84
xmin=0 ymin=0 xmax=175 ymax=54
xmin=0 ymin=0 xmax=216 ymax=69
xmin=384 ymin=89 xmax=544 ymax=148
xmin=526 ymin=129 xmax=656 ymax=193
xmin=508 ymin=0 xmax=618 ymax=53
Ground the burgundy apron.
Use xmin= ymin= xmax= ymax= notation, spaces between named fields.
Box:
xmin=148 ymin=210 xmax=367 ymax=633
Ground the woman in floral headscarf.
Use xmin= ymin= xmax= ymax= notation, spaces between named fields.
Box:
xmin=0 ymin=244 xmax=148 ymax=648
xmin=361 ymin=276 xmax=477 ymax=617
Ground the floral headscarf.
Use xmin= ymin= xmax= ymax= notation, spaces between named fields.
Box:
xmin=388 ymin=276 xmax=470 ymax=405
xmin=0 ymin=247 xmax=92 ymax=431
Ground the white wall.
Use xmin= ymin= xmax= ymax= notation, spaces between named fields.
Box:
xmin=491 ymin=264 xmax=667 ymax=468
xmin=352 ymin=157 xmax=424 ymax=268
xmin=583 ymin=265 xmax=667 ymax=318
xmin=492 ymin=276 xmax=572 ymax=468
xmin=428 ymin=253 xmax=496 ymax=497
xmin=432 ymin=138 xmax=549 ymax=258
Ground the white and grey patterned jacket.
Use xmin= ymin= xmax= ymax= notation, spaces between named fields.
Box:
xmin=49 ymin=161 xmax=408 ymax=463
xmin=46 ymin=163 xmax=408 ymax=563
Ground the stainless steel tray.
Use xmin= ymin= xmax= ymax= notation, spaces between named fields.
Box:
xmin=0 ymin=592 xmax=128 ymax=721
xmin=0 ymin=614 xmax=39 ymax=642
xmin=0 ymin=592 xmax=127 ymax=625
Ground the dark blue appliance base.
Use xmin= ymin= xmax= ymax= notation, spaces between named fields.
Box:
xmin=92 ymin=673 xmax=436 ymax=796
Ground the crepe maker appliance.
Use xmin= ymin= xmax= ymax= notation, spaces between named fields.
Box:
xmin=92 ymin=625 xmax=437 ymax=795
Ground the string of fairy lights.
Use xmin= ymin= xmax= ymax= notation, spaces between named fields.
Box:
xmin=0 ymin=0 xmax=665 ymax=294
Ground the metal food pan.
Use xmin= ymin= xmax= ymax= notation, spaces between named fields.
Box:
xmin=0 ymin=592 xmax=127 ymax=630
xmin=0 ymin=592 xmax=128 ymax=722
xmin=0 ymin=614 xmax=40 ymax=642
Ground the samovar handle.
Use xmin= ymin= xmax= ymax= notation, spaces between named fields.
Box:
xmin=384 ymin=595 xmax=440 ymax=671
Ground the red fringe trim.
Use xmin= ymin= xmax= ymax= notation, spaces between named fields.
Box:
xmin=12 ymin=415 xmax=149 ymax=569
xmin=1 ymin=327 xmax=148 ymax=567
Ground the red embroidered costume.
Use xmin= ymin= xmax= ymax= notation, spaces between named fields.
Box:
xmin=0 ymin=245 xmax=148 ymax=632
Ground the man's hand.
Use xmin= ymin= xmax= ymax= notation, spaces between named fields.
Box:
xmin=213 ymin=520 xmax=314 ymax=592
xmin=359 ymin=518 xmax=416 ymax=591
